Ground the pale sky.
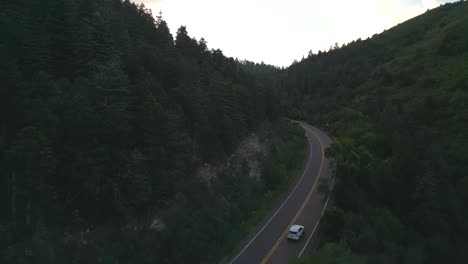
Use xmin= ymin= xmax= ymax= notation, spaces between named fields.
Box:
xmin=134 ymin=0 xmax=453 ymax=66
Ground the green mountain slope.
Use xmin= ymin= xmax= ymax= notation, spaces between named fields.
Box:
xmin=0 ymin=0 xmax=287 ymax=263
xmin=284 ymin=1 xmax=468 ymax=263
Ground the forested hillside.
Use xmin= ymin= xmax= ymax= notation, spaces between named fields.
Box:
xmin=0 ymin=0 xmax=291 ymax=263
xmin=2 ymin=0 xmax=468 ymax=263
xmin=286 ymin=1 xmax=468 ymax=263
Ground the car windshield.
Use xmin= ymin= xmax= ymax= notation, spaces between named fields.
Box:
xmin=289 ymin=230 xmax=297 ymax=234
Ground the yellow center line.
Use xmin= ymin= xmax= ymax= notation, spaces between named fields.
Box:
xmin=259 ymin=127 xmax=325 ymax=264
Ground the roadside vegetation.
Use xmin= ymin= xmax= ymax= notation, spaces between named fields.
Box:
xmin=2 ymin=0 xmax=467 ymax=263
xmin=285 ymin=1 xmax=468 ymax=263
xmin=219 ymin=120 xmax=308 ymax=263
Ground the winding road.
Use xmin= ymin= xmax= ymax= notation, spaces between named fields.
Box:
xmin=227 ymin=123 xmax=333 ymax=264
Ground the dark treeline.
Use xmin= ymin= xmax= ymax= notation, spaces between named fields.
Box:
xmin=0 ymin=0 xmax=282 ymax=262
xmin=3 ymin=0 xmax=467 ymax=263
xmin=239 ymin=60 xmax=281 ymax=75
xmin=286 ymin=1 xmax=468 ymax=263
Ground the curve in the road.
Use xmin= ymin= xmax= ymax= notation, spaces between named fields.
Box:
xmin=227 ymin=126 xmax=315 ymax=264
xmin=226 ymin=123 xmax=333 ymax=264
xmin=259 ymin=127 xmax=325 ymax=264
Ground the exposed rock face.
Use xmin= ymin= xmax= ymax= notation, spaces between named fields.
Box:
xmin=197 ymin=134 xmax=268 ymax=185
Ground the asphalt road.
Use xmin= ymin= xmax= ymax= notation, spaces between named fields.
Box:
xmin=227 ymin=123 xmax=333 ymax=264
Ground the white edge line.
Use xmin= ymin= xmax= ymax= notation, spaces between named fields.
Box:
xmin=227 ymin=126 xmax=314 ymax=264
xmin=298 ymin=195 xmax=330 ymax=257
xmin=298 ymin=129 xmax=334 ymax=258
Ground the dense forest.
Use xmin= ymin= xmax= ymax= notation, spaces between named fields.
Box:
xmin=2 ymin=0 xmax=468 ymax=263
xmin=0 ymin=0 xmax=299 ymax=263
xmin=287 ymin=1 xmax=468 ymax=263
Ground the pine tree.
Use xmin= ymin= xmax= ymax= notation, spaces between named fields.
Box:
xmin=47 ymin=0 xmax=77 ymax=78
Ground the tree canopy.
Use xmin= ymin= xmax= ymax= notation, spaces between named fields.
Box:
xmin=282 ymin=1 xmax=468 ymax=263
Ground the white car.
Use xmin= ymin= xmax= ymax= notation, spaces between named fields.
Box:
xmin=287 ymin=225 xmax=304 ymax=240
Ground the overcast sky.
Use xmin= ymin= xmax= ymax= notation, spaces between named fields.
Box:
xmin=134 ymin=0 xmax=453 ymax=66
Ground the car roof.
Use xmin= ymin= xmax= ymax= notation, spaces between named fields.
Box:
xmin=289 ymin=225 xmax=304 ymax=232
